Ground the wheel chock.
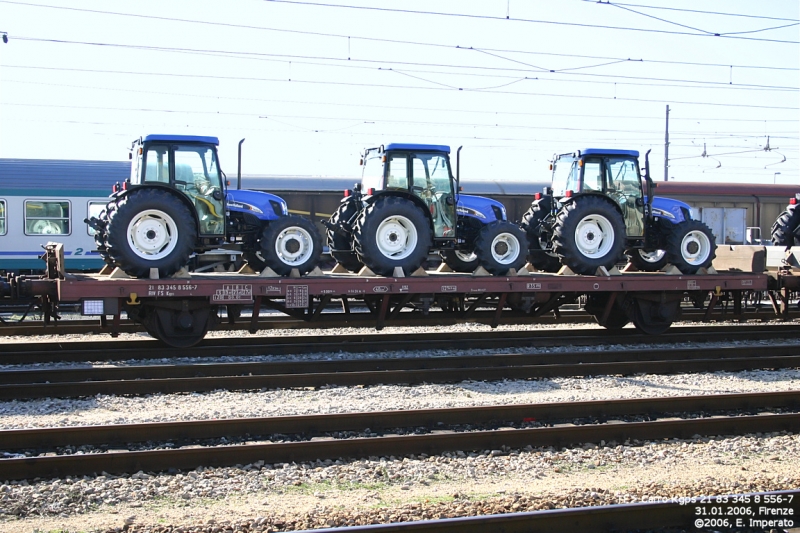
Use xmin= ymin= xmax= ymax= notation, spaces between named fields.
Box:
xmin=661 ymin=264 xmax=682 ymax=275
xmin=436 ymin=263 xmax=454 ymax=273
xmin=258 ymin=267 xmax=281 ymax=278
xmin=472 ymin=266 xmax=492 ymax=276
xmin=108 ymin=267 xmax=133 ymax=279
xmin=393 ymin=266 xmax=406 ymax=277
xmin=99 ymin=264 xmax=114 ymax=276
xmin=307 ymin=266 xmax=324 ymax=277
xmin=556 ymin=265 xmax=576 ymax=276
xmin=410 ymin=267 xmax=428 ymax=277
xmin=171 ymin=267 xmax=191 ymax=279
xmin=149 ymin=268 xmax=160 ymax=280
xmin=237 ymin=264 xmax=256 ymax=274
xmin=289 ymin=268 xmax=301 ymax=278
xmin=331 ymin=263 xmax=349 ymax=274
xmin=522 ymin=263 xmax=537 ymax=273
xmin=506 ymin=268 xmax=518 ymax=277
xmin=595 ymin=266 xmax=610 ymax=277
xmin=621 ymin=262 xmax=638 ymax=272
xmin=697 ymin=266 xmax=718 ymax=275
xmin=358 ymin=266 xmax=377 ymax=277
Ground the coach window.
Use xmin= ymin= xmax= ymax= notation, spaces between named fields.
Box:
xmin=86 ymin=201 xmax=107 ymax=236
xmin=24 ymin=200 xmax=70 ymax=235
xmin=0 ymin=200 xmax=6 ymax=235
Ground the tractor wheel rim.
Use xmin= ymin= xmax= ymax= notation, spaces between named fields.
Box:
xmin=455 ymin=250 xmax=477 ymax=263
xmin=127 ymin=209 xmax=179 ymax=260
xmin=681 ymin=230 xmax=712 ymax=265
xmin=575 ymin=214 xmax=614 ymax=258
xmin=376 ymin=215 xmax=418 ymax=259
xmin=275 ymin=226 xmax=314 ymax=264
xmin=638 ymin=249 xmax=666 ymax=263
xmin=491 ymin=232 xmax=521 ymax=264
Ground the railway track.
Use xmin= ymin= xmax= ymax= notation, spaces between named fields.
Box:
xmin=2 ymin=343 xmax=799 ymax=399
xmin=1 ymin=322 xmax=799 ymax=365
xmin=2 ymin=391 xmax=798 ymax=481
xmin=0 ymin=306 xmax=791 ymax=338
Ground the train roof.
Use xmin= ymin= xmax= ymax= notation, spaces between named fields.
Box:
xmin=655 ymin=181 xmax=799 ymax=199
xmin=0 ymin=159 xmax=129 ymax=196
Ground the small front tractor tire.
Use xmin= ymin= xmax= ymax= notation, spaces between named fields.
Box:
xmin=440 ymin=250 xmax=479 ymax=273
xmin=474 ymin=221 xmax=527 ymax=275
xmin=626 ymin=248 xmax=668 ymax=271
xmin=520 ymin=197 xmax=561 ymax=273
xmin=552 ymin=196 xmax=626 ymax=275
xmin=772 ymin=205 xmax=800 ymax=248
xmin=105 ymin=189 xmax=197 ymax=278
xmin=353 ymin=196 xmax=432 ymax=277
xmin=327 ymin=200 xmax=364 ymax=272
xmin=664 ymin=219 xmax=716 ymax=274
xmin=253 ymin=215 xmax=322 ymax=276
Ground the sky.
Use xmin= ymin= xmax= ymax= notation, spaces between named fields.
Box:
xmin=0 ymin=0 xmax=798 ymax=185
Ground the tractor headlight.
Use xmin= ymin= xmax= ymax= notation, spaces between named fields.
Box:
xmin=269 ymin=200 xmax=287 ymax=216
xmin=491 ymin=205 xmax=506 ymax=221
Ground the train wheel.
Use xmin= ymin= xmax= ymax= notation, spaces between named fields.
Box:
xmin=105 ymin=189 xmax=196 ymax=278
xmin=772 ymin=205 xmax=800 ymax=248
xmin=133 ymin=302 xmax=216 ymax=348
xmin=585 ymin=293 xmax=630 ymax=329
xmin=474 ymin=221 xmax=527 ymax=275
xmin=327 ymin=200 xmax=363 ymax=272
xmin=353 ymin=196 xmax=432 ymax=277
xmin=256 ymin=215 xmax=322 ymax=276
xmin=631 ymin=296 xmax=680 ymax=335
xmin=552 ymin=197 xmax=626 ymax=275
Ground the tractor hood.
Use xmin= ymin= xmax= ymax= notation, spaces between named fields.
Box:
xmin=457 ymin=194 xmax=507 ymax=222
xmin=227 ymin=189 xmax=287 ymax=220
xmin=650 ymin=196 xmax=692 ymax=223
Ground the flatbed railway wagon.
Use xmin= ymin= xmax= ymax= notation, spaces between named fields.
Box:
xmin=2 ymin=243 xmax=795 ymax=347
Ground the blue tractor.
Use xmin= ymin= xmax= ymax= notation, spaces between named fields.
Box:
xmin=521 ymin=148 xmax=716 ymax=276
xmin=324 ymin=144 xmax=527 ymax=276
xmin=88 ymin=135 xmax=321 ymax=278
xmin=772 ymin=193 xmax=800 ymax=248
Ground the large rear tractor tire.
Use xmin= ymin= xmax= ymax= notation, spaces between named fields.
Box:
xmin=665 ymin=219 xmax=716 ymax=274
xmin=105 ymin=189 xmax=197 ymax=278
xmin=520 ymin=197 xmax=560 ymax=273
xmin=327 ymin=200 xmax=363 ymax=272
xmin=440 ymin=250 xmax=479 ymax=272
xmin=772 ymin=205 xmax=800 ymax=248
xmin=552 ymin=197 xmax=626 ymax=275
xmin=353 ymin=196 xmax=432 ymax=277
xmin=474 ymin=221 xmax=527 ymax=275
xmin=254 ymin=215 xmax=322 ymax=276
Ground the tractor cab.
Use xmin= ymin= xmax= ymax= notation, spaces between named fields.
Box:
xmin=551 ymin=149 xmax=648 ymax=239
xmin=130 ymin=135 xmax=226 ymax=237
xmin=361 ymin=144 xmax=457 ymax=241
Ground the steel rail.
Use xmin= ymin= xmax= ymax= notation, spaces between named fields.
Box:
xmin=1 ymin=412 xmax=797 ymax=480
xmin=2 ymin=343 xmax=799 ymax=385
xmin=2 ymin=349 xmax=799 ymax=400
xmin=290 ymin=490 xmax=800 ymax=533
xmin=1 ymin=323 xmax=799 ymax=365
xmin=5 ymin=391 xmax=798 ymax=450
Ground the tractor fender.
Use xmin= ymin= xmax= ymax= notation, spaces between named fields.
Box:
xmin=556 ymin=193 xmax=625 ymax=218
xmin=363 ymin=191 xmax=434 ymax=231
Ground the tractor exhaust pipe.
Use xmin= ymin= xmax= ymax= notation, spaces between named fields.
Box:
xmin=644 ymin=149 xmax=654 ymax=209
xmin=237 ymin=138 xmax=245 ymax=190
xmin=456 ymin=146 xmax=463 ymax=197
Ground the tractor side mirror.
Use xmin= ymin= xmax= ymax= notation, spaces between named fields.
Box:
xmin=212 ymin=189 xmax=223 ymax=201
xmin=445 ymin=195 xmax=455 ymax=206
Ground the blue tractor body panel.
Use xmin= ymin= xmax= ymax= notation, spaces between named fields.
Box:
xmin=651 ymin=196 xmax=691 ymax=224
xmin=227 ymin=189 xmax=286 ymax=221
xmin=457 ymin=194 xmax=506 ymax=223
